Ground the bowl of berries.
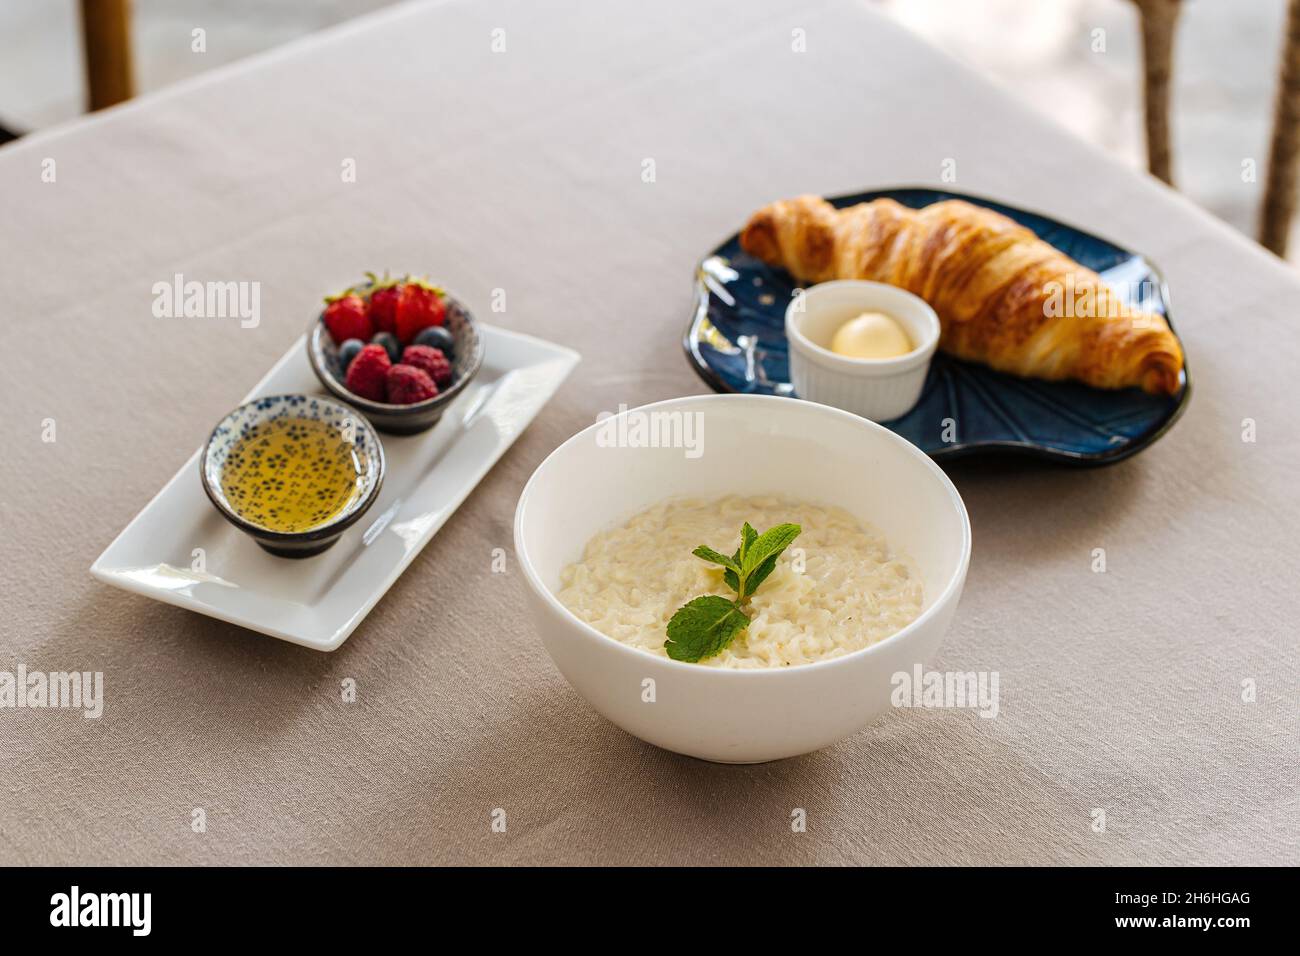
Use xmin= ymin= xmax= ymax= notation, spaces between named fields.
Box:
xmin=307 ymin=272 xmax=485 ymax=435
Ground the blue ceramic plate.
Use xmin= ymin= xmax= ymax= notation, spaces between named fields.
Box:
xmin=683 ymin=187 xmax=1190 ymax=465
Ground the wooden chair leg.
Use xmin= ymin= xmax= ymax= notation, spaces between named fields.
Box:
xmin=1261 ymin=0 xmax=1300 ymax=256
xmin=79 ymin=0 xmax=134 ymax=111
xmin=1133 ymin=0 xmax=1182 ymax=186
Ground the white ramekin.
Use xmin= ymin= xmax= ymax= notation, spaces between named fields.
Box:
xmin=786 ymin=280 xmax=941 ymax=421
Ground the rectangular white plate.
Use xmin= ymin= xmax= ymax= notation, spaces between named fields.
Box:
xmin=90 ymin=326 xmax=579 ymax=651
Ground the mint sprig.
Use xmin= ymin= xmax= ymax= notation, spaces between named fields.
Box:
xmin=665 ymin=522 xmax=801 ymax=663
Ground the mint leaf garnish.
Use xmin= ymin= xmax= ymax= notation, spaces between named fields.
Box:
xmin=723 ymin=523 xmax=759 ymax=594
xmin=744 ymin=552 xmax=781 ymax=595
xmin=664 ymin=521 xmax=802 ymax=662
xmin=739 ymin=523 xmax=800 ymax=595
xmin=741 ymin=523 xmax=801 ymax=580
xmin=722 ymin=565 xmax=740 ymax=594
xmin=665 ymin=596 xmax=751 ymax=662
xmin=690 ymin=546 xmax=740 ymax=574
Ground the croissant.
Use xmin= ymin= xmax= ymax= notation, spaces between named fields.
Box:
xmin=739 ymin=195 xmax=1184 ymax=395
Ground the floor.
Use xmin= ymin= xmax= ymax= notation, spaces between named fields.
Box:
xmin=0 ymin=0 xmax=1289 ymax=251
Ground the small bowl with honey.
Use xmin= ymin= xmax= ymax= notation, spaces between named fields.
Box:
xmin=200 ymin=394 xmax=385 ymax=558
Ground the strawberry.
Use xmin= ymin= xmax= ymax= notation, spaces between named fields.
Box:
xmin=364 ymin=272 xmax=400 ymax=334
xmin=344 ymin=344 xmax=391 ymax=401
xmin=394 ymin=279 xmax=446 ymax=344
xmin=401 ymin=344 xmax=453 ymax=388
xmin=385 ymin=364 xmax=438 ymax=404
xmin=323 ymin=291 xmax=372 ymax=344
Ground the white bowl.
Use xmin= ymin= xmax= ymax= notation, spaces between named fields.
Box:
xmin=513 ymin=394 xmax=970 ymax=763
xmin=787 ymin=280 xmax=941 ymax=421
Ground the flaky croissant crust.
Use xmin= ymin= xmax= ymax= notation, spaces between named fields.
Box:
xmin=740 ymin=195 xmax=1184 ymax=395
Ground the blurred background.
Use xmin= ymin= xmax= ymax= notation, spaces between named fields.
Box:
xmin=1 ymin=0 xmax=1292 ymax=255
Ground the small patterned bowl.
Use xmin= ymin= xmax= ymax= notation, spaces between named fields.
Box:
xmin=199 ymin=394 xmax=385 ymax=558
xmin=307 ymin=290 xmax=485 ymax=435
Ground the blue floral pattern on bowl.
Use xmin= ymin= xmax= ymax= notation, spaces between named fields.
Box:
xmin=200 ymin=394 xmax=385 ymax=557
xmin=684 ymin=187 xmax=1191 ymax=465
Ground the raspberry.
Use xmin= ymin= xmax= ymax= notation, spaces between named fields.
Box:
xmin=394 ymin=281 xmax=446 ymax=344
xmin=385 ymin=364 xmax=438 ymax=404
xmin=344 ymin=344 xmax=391 ymax=401
xmin=323 ymin=293 xmax=372 ymax=344
xmin=400 ymin=345 xmax=453 ymax=387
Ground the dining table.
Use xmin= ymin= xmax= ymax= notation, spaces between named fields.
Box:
xmin=1 ymin=0 xmax=1296 ymax=866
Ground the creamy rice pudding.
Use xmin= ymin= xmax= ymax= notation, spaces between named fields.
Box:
xmin=558 ymin=495 xmax=923 ymax=668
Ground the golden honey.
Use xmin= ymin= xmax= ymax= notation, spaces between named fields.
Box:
xmin=219 ymin=417 xmax=366 ymax=533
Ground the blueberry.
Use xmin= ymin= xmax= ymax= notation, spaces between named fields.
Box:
xmin=371 ymin=331 xmax=401 ymax=363
xmin=413 ymin=325 xmax=455 ymax=358
xmin=337 ymin=338 xmax=365 ymax=373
